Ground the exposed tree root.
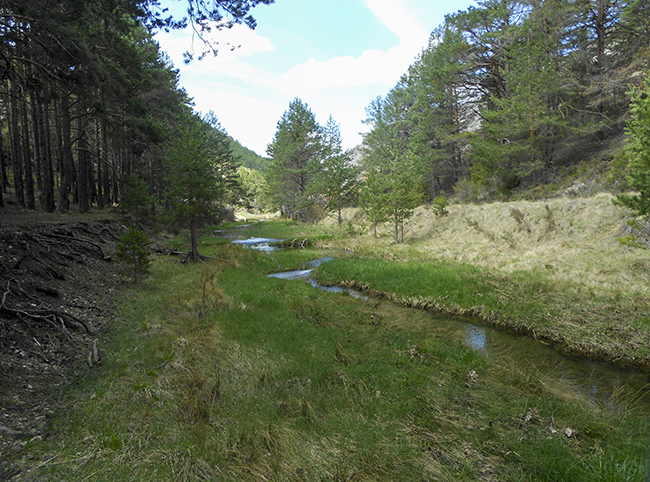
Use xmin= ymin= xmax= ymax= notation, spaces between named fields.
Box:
xmin=0 ymin=216 xmax=126 ymax=477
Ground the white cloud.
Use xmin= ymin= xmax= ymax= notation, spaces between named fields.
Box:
xmin=154 ymin=1 xmax=434 ymax=155
xmin=363 ymin=0 xmax=430 ymax=43
xmin=156 ymin=23 xmax=273 ymax=78
xmin=279 ymin=0 xmax=430 ymax=92
xmin=281 ymin=47 xmax=404 ymax=90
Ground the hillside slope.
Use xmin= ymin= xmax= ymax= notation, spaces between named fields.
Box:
xmin=321 ymin=193 xmax=648 ymax=299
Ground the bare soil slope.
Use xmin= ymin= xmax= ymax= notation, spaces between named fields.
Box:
xmin=0 ymin=207 xmax=125 ymax=479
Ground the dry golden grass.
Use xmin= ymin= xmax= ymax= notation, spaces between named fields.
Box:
xmin=320 ymin=194 xmax=648 ymax=298
xmin=315 ymin=194 xmax=650 ymax=367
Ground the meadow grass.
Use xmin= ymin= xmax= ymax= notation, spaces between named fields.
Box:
xmin=313 ymin=256 xmax=650 ymax=366
xmin=25 ymin=228 xmax=650 ymax=481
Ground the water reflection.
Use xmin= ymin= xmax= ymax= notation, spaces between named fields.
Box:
xmin=464 ymin=325 xmax=487 ymax=352
xmin=232 ymin=237 xmax=284 ymax=252
xmin=267 ymin=258 xmax=368 ymax=300
xmin=449 ymin=316 xmax=650 ymax=412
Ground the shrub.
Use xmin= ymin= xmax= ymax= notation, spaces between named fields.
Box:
xmin=615 ymin=79 xmax=650 ymax=218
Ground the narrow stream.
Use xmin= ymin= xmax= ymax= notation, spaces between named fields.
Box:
xmin=234 ymin=237 xmax=650 ymax=413
xmin=232 ymin=237 xmax=284 ymax=252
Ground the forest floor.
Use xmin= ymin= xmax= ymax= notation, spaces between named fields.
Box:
xmin=0 ymin=206 xmax=125 ymax=480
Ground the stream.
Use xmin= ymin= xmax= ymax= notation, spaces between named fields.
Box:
xmin=234 ymin=237 xmax=650 ymax=413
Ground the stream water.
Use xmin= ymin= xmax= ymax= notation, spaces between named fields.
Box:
xmin=231 ymin=237 xmax=284 ymax=252
xmin=234 ymin=237 xmax=650 ymax=413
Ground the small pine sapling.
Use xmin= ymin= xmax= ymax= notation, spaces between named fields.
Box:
xmin=116 ymin=226 xmax=152 ymax=282
xmin=431 ymin=191 xmax=449 ymax=217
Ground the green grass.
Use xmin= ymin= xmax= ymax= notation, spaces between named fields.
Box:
xmin=313 ymin=256 xmax=650 ymax=364
xmin=22 ymin=232 xmax=650 ymax=481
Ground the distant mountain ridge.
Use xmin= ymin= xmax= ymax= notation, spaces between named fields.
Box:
xmin=227 ymin=136 xmax=269 ymax=171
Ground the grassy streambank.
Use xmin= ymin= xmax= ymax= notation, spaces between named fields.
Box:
xmin=21 ymin=234 xmax=650 ymax=481
xmin=312 ymin=194 xmax=650 ymax=370
xmin=313 ymin=256 xmax=650 ymax=369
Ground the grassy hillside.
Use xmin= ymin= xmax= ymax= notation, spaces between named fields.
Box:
xmin=313 ymin=194 xmax=650 ymax=367
xmin=319 ymin=194 xmax=647 ymax=295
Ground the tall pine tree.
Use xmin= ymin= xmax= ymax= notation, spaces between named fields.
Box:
xmin=265 ymin=98 xmax=323 ymax=220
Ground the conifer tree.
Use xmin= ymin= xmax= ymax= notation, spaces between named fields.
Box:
xmin=265 ymin=98 xmax=323 ymax=220
xmin=615 ymin=78 xmax=650 ymax=218
xmin=116 ymin=225 xmax=152 ymax=283
xmin=164 ymin=118 xmax=219 ymax=262
xmin=362 ymin=96 xmax=422 ymax=243
xmin=319 ymin=116 xmax=358 ymax=225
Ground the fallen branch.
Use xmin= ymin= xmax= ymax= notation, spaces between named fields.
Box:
xmin=1 ymin=281 xmax=10 ymax=310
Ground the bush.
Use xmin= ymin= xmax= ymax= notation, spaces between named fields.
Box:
xmin=120 ymin=174 xmax=154 ymax=223
xmin=615 ymin=79 xmax=650 ymax=218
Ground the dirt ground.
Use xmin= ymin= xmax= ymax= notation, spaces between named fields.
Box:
xmin=0 ymin=206 xmax=126 ymax=480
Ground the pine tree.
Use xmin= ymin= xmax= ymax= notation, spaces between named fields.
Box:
xmin=362 ymin=96 xmax=422 ymax=243
xmin=203 ymin=112 xmax=242 ymax=209
xmin=116 ymin=225 xmax=152 ymax=283
xmin=470 ymin=17 xmax=567 ymax=194
xmin=164 ymin=118 xmax=220 ymax=262
xmin=318 ymin=116 xmax=358 ymax=225
xmin=408 ymin=26 xmax=477 ymax=197
xmin=615 ymin=78 xmax=650 ymax=218
xmin=265 ymin=98 xmax=323 ymax=221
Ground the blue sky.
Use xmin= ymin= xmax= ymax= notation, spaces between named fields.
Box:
xmin=154 ymin=0 xmax=477 ymax=156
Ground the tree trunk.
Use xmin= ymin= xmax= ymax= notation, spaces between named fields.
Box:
xmin=595 ymin=0 xmax=606 ymax=67
xmin=0 ymin=116 xmax=6 ymax=207
xmin=0 ymin=117 xmax=7 ymax=193
xmin=96 ymin=120 xmax=104 ymax=209
xmin=77 ymin=113 xmax=91 ymax=213
xmin=102 ymin=119 xmax=112 ymax=205
xmin=40 ymin=98 xmax=56 ymax=212
xmin=190 ymin=219 xmax=200 ymax=262
xmin=0 ymin=128 xmax=4 ymax=207
xmin=31 ymin=93 xmax=44 ymax=203
xmin=57 ymin=94 xmax=74 ymax=214
xmin=18 ymin=83 xmax=35 ymax=210
xmin=8 ymin=79 xmax=25 ymax=207
xmin=394 ymin=212 xmax=399 ymax=244
xmin=112 ymin=155 xmax=119 ymax=204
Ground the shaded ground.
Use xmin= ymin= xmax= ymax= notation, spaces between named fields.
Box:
xmin=0 ymin=206 xmax=125 ymax=480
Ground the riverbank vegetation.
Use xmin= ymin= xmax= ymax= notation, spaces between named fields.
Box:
xmin=311 ymin=194 xmax=650 ymax=369
xmin=20 ymin=224 xmax=650 ymax=481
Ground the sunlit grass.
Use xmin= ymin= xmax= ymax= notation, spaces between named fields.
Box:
xmin=26 ymin=233 xmax=650 ymax=481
